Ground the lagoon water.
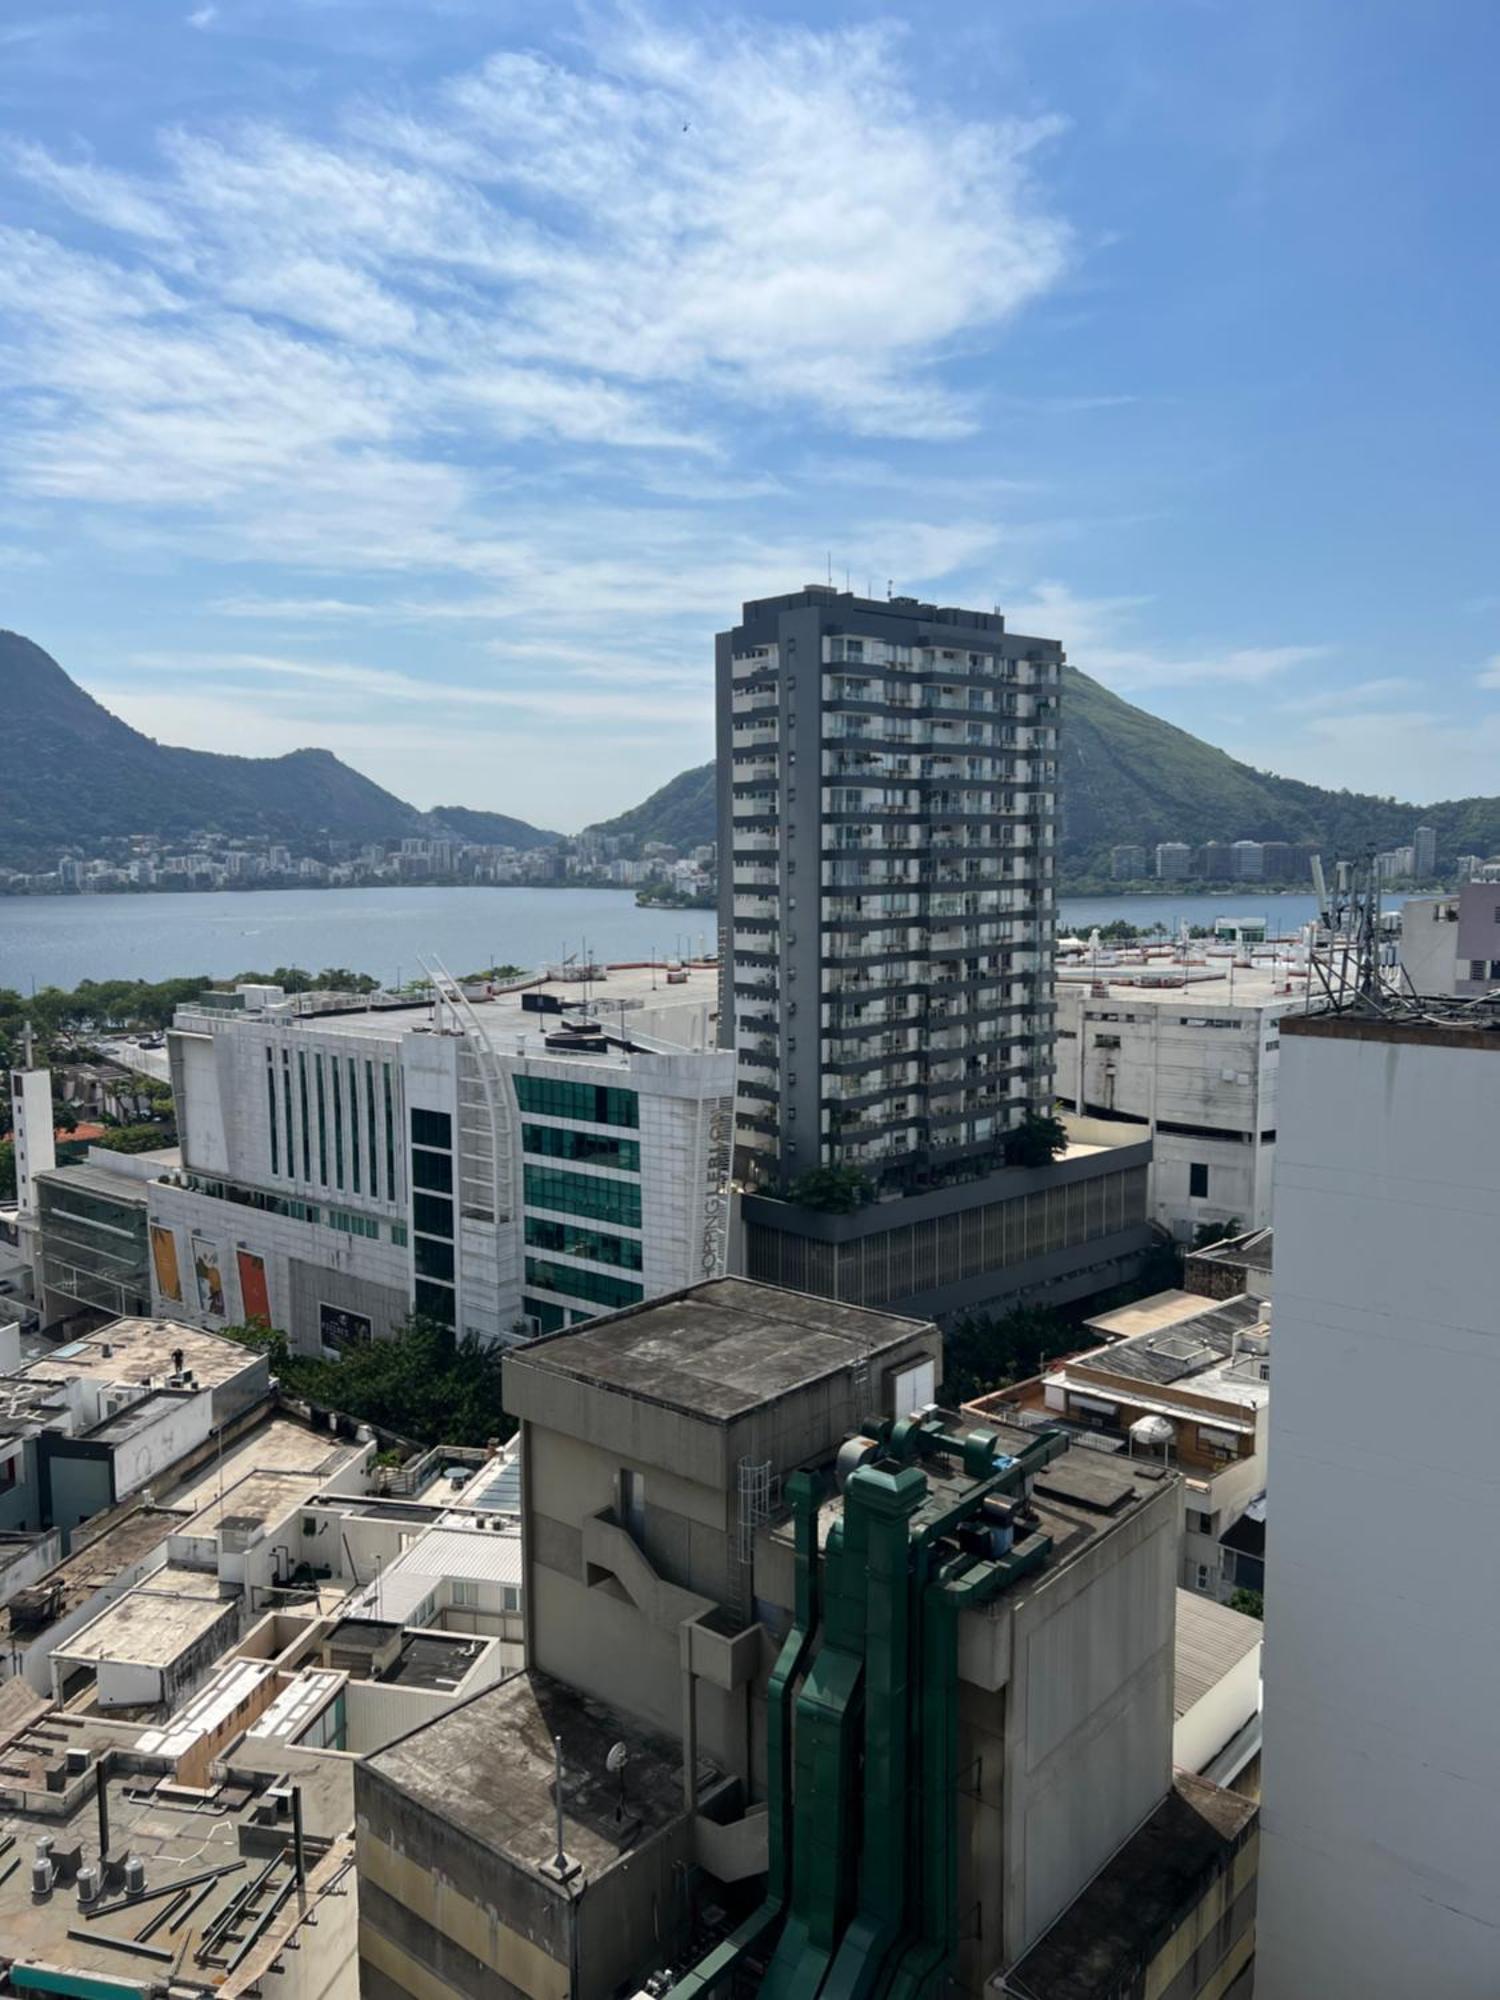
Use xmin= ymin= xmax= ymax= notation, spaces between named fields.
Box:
xmin=0 ymin=884 xmax=1419 ymax=994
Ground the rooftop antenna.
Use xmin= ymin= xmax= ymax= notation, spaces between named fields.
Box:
xmin=886 ymin=578 xmax=893 ymax=600
xmin=20 ymin=1020 xmax=34 ymax=1070
xmin=827 ymin=552 xmax=833 ymax=587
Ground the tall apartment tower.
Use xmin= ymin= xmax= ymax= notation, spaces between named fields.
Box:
xmin=1257 ymin=1004 xmax=1500 ymax=1997
xmin=716 ymin=586 xmax=1061 ymax=1193
xmin=1411 ymin=821 xmax=1437 ymax=878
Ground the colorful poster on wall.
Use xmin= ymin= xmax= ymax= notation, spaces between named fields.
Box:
xmin=320 ymin=1301 xmax=373 ymax=1351
xmin=191 ymin=1234 xmax=225 ymax=1317
xmin=150 ymin=1224 xmax=182 ymax=1304
xmin=236 ymin=1249 xmax=271 ymax=1327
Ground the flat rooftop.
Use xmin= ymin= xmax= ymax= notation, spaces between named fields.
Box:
xmin=182 ymin=1467 xmax=328 ymax=1538
xmin=26 ymin=1317 xmax=260 ymax=1392
xmin=1189 ymin=1226 xmax=1274 ymax=1275
xmin=367 ymin=1670 xmax=689 ymax=1879
xmin=0 ymin=1709 xmax=351 ymax=1992
xmin=215 ymin=960 xmax=725 ymax=1063
xmin=33 ymin=1159 xmax=154 ymax=1205
xmin=54 ymin=1568 xmax=230 ymax=1668
xmin=508 ymin=1278 xmax=931 ymax=1423
xmin=1005 ymin=1773 xmax=1257 ymax=2000
xmin=1 ymin=1503 xmax=190 ymax=1645
xmin=166 ymin=1414 xmax=353 ymax=1513
xmin=1057 ymin=961 xmax=1306 ymax=1010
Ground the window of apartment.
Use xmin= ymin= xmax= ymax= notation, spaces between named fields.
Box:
xmin=415 ymin=1236 xmax=456 ymax=1282
xmin=366 ymin=1060 xmax=380 ymax=1200
xmin=1187 ymin=1509 xmax=1216 ymax=1538
xmin=383 ymin=1062 xmax=397 ymax=1198
xmin=331 ymin=1060 xmax=344 ymax=1192
xmin=412 ymin=1149 xmax=454 ymax=1194
xmin=501 ymin=1585 xmax=520 ymax=1612
xmin=1194 ymin=1564 xmax=1212 ymax=1593
xmin=1490 ymin=960 xmax=1500 ymax=980
xmin=523 ymin=1294 xmax=567 ymax=1335
xmin=314 ymin=1055 xmax=328 ymax=1186
xmin=411 ymin=1108 xmax=453 ymax=1149
xmin=347 ymin=1058 xmax=361 ymax=1196
xmin=1470 ymin=961 xmax=1487 ymax=981
xmin=450 ymin=1578 xmax=479 ymax=1609
xmin=1189 ymin=1162 xmax=1209 ymax=1198
xmin=266 ymin=1049 xmax=279 ymax=1178
xmin=1093 ymin=1034 xmax=1121 ymax=1050
xmin=414 ymin=1277 xmax=455 ymax=1328
xmin=298 ymin=1051 xmax=312 ymax=1181
xmin=413 ymin=1191 xmax=454 ymax=1238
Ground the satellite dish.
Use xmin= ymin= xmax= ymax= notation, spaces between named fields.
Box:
xmin=606 ymin=1742 xmax=629 ymax=1774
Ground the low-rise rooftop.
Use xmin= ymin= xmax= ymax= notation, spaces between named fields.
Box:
xmin=1174 ymin=1589 xmax=1263 ymax=1721
xmin=510 ymin=1277 xmax=929 ymax=1423
xmin=25 ymin=1317 xmax=260 ymax=1393
xmin=366 ymin=1670 xmax=691 ymax=1879
xmin=1 ymin=1501 xmax=190 ymax=1645
xmin=53 ymin=1568 xmax=230 ymax=1669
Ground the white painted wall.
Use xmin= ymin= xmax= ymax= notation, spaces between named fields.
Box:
xmin=1056 ymin=985 xmax=1289 ymax=1238
xmin=110 ymin=1391 xmax=215 ymax=1499
xmin=1258 ymin=1024 xmax=1500 ymax=1999
xmin=1174 ymin=1639 xmax=1260 ymax=1775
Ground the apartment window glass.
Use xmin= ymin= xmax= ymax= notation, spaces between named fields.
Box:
xmin=523 ymin=1294 xmax=567 ymax=1334
xmin=524 ymin=1257 xmax=643 ymax=1311
xmin=523 ymin=1166 xmax=641 ymax=1228
xmin=513 ymin=1076 xmax=639 ymax=1128
xmin=521 ymin=1124 xmax=641 ymax=1173
xmin=620 ymin=1467 xmax=646 ymax=1540
xmin=524 ymin=1216 xmax=644 ymax=1272
xmin=282 ymin=1053 xmax=294 ymax=1184
xmin=1189 ymin=1161 xmax=1209 ymax=1198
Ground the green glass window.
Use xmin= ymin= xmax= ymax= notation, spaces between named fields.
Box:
xmin=390 ymin=1222 xmax=408 ymax=1247
xmin=348 ymin=1058 xmax=361 ymax=1195
xmin=331 ymin=1060 xmax=344 ymax=1191
xmin=415 ymin=1236 xmax=455 ymax=1281
xmin=524 ymin=1258 xmax=643 ymax=1311
xmin=413 ymin=1191 xmax=453 ymax=1239
xmin=266 ymin=1049 xmax=279 ymax=1178
xmin=411 ymin=1108 xmax=453 ymax=1149
xmin=298 ymin=1051 xmax=312 ymax=1181
xmin=524 ymin=1216 xmax=643 ymax=1272
xmin=282 ymin=1052 xmax=294 ymax=1184
xmin=522 ymin=1124 xmax=641 ymax=1172
xmin=366 ymin=1060 xmax=380 ymax=1200
xmin=412 ymin=1149 xmax=453 ymax=1194
xmin=513 ymin=1076 xmax=639 ymax=1128
xmin=523 ymin=1165 xmax=641 ymax=1228
xmin=414 ymin=1278 xmax=455 ymax=1328
xmin=523 ymin=1294 xmax=567 ymax=1334
xmin=383 ymin=1062 xmax=397 ymax=1197
xmin=314 ymin=1055 xmax=328 ymax=1185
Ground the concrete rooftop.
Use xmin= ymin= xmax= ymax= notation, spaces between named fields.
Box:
xmin=510 ymin=1278 xmax=930 ymax=1423
xmin=367 ymin=1670 xmax=689 ymax=1882
xmin=26 ymin=1317 xmax=260 ymax=1392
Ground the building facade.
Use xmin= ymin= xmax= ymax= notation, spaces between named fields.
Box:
xmin=1399 ymin=882 xmax=1500 ymax=996
xmin=1055 ymin=967 xmax=1297 ymax=1238
xmin=716 ymin=586 xmax=1060 ymax=1191
xmin=151 ymin=970 xmax=735 ymax=1352
xmin=1257 ymin=1008 xmax=1500 ymax=1999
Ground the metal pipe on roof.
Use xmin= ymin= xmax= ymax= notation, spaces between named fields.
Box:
xmin=292 ymin=1783 xmax=305 ymax=1887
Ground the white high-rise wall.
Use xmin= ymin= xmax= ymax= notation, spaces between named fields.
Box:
xmin=9 ymin=1067 xmax=55 ymax=1214
xmin=1258 ymin=1013 xmax=1500 ymax=1998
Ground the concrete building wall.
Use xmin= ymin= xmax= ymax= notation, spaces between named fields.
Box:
xmin=1175 ymin=1637 xmax=1261 ymax=1777
xmin=999 ymin=1483 xmax=1179 ymax=1961
xmin=1056 ymin=984 xmax=1290 ymax=1237
xmin=1400 ymin=886 xmax=1500 ymax=998
xmin=1257 ymin=1018 xmax=1500 ymax=2000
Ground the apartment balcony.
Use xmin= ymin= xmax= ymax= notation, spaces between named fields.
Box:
xmin=731 ymin=688 xmax=779 ymax=716
xmin=731 ymin=795 xmax=778 ymax=820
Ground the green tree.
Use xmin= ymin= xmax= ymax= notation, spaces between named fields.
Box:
xmin=1191 ymin=1218 xmax=1243 ymax=1250
xmin=93 ymin=1123 xmax=178 ymax=1154
xmin=781 ymin=1164 xmax=874 ymax=1214
xmin=0 ymin=1139 xmax=14 ymax=1202
xmin=942 ymin=1304 xmax=1077 ymax=1406
xmin=1229 ymin=1588 xmax=1264 ymax=1621
xmin=1004 ymin=1110 xmax=1069 ymax=1169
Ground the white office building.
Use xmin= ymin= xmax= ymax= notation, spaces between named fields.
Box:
xmin=149 ymin=967 xmax=735 ymax=1352
xmin=1257 ymin=1004 xmax=1500 ymax=1999
xmin=1055 ymin=958 xmax=1302 ymax=1239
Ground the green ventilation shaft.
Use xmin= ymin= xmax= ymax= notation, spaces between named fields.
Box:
xmin=666 ymin=1414 xmax=1065 ymax=2000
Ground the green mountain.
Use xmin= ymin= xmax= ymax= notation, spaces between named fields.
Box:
xmin=0 ymin=632 xmax=554 ymax=865
xmin=592 ymin=664 xmax=1500 ymax=876
xmin=428 ymin=805 xmax=560 ymax=851
xmin=586 ymin=761 xmax=717 ymax=851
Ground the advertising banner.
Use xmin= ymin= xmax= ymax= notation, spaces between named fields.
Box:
xmin=236 ymin=1249 xmax=271 ymax=1326
xmin=150 ymin=1223 xmax=182 ymax=1304
xmin=192 ymin=1235 xmax=225 ymax=1318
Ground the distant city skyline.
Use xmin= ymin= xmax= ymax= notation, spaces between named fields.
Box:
xmin=1 ymin=1 xmax=1497 ymax=821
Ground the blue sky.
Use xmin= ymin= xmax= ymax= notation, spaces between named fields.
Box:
xmin=1 ymin=0 xmax=1496 ymax=830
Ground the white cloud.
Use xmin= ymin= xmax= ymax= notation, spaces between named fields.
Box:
xmin=188 ymin=5 xmax=218 ymax=26
xmin=1474 ymin=654 xmax=1500 ymax=688
xmin=999 ymin=580 xmax=1326 ymax=689
xmin=1225 ymin=708 xmax=1500 ymax=805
